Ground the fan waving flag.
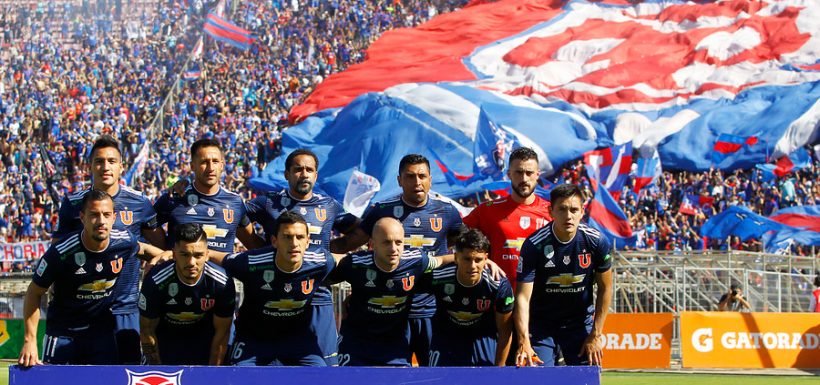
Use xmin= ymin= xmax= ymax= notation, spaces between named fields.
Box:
xmin=253 ymin=0 xmax=820 ymax=203
xmin=772 ymin=147 xmax=811 ymax=177
xmin=204 ymin=12 xmax=254 ymax=51
xmin=584 ymin=142 xmax=632 ymax=201
xmin=587 ymin=180 xmax=636 ymax=249
xmin=632 ymin=149 xmax=661 ymax=194
xmin=711 ymin=134 xmax=758 ymax=166
xmin=182 ymin=64 xmax=202 ymax=81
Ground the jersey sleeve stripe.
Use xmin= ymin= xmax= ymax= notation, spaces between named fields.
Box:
xmin=151 ymin=265 xmax=175 ymax=283
xmin=400 ymin=249 xmax=422 ymax=259
xmin=55 ymin=235 xmax=80 ymax=252
xmin=204 ymin=265 xmax=228 ymax=284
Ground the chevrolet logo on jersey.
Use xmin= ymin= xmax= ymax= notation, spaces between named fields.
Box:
xmin=308 ymin=225 xmax=322 ymax=235
xmin=264 ymin=299 xmax=307 ymax=310
xmin=546 ymin=273 xmax=586 ymax=287
xmin=166 ymin=312 xmax=204 ymax=323
xmin=78 ymin=279 xmax=117 ymax=293
xmin=447 ymin=310 xmax=483 ymax=325
xmin=504 ymin=238 xmax=526 ymax=251
xmin=368 ymin=295 xmax=407 ymax=308
xmin=202 ymin=224 xmax=228 ymax=239
xmin=405 ymin=235 xmax=435 ymax=248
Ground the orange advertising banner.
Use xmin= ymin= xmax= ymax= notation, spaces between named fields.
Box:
xmin=681 ymin=312 xmax=820 ymax=368
xmin=602 ymin=313 xmax=673 ymax=368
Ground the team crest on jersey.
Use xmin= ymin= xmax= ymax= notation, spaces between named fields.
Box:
xmin=544 ymin=245 xmax=554 ymax=260
xmin=74 ymin=253 xmax=86 ymax=267
xmin=477 ymin=299 xmax=491 ymax=312
xmin=96 ymin=263 xmax=103 ymax=272
xmin=519 ymin=216 xmax=531 ymax=230
xmin=301 ymin=279 xmax=315 ymax=294
xmin=462 ymin=297 xmax=470 ymax=305
xmin=402 ymin=276 xmax=415 ymax=291
xmin=393 ymin=206 xmax=403 ymax=218
xmin=168 ymin=283 xmax=179 ymax=297
xmin=579 ymin=253 xmax=591 ymax=268
xmin=207 ymin=208 xmax=215 ymax=217
xmin=111 ymin=257 xmax=123 ymax=274
xmin=284 ymin=283 xmax=292 ymax=292
xmin=429 ymin=218 xmax=442 ymax=232
xmin=185 ymin=297 xmax=192 ymax=306
xmin=386 ymin=279 xmax=394 ymax=289
xmin=365 ymin=269 xmax=377 ymax=287
xmin=314 ymin=208 xmax=327 ymax=222
xmin=300 ymin=207 xmax=308 ymax=215
xmin=563 ymin=255 xmax=571 ymax=265
xmin=444 ymin=283 xmax=455 ymax=295
xmin=223 ymin=209 xmax=235 ymax=224
xmin=120 ymin=211 xmax=134 ymax=226
xmin=413 ymin=217 xmax=421 ymax=227
xmin=201 ymin=298 xmax=215 ymax=311
xmin=281 ymin=196 xmax=291 ymax=207
xmin=126 ymin=369 xmax=182 ymax=385
xmin=187 ymin=194 xmax=199 ymax=206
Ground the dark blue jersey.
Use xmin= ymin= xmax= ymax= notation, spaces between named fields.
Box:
xmin=517 ymin=223 xmax=612 ymax=327
xmin=246 ymin=190 xmax=357 ymax=305
xmin=53 ymin=186 xmax=159 ymax=314
xmin=330 ymin=249 xmax=432 ymax=338
xmin=360 ymin=194 xmax=462 ymax=317
xmin=221 ymin=247 xmax=335 ymax=340
xmin=426 ymin=264 xmax=514 ymax=337
xmin=32 ymin=230 xmax=140 ymax=335
xmin=154 ymin=186 xmax=251 ymax=253
xmin=139 ymin=261 xmax=236 ymax=340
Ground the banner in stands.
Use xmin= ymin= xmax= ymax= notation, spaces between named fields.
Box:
xmin=681 ymin=312 xmax=820 ymax=368
xmin=9 ymin=365 xmax=601 ymax=385
xmin=602 ymin=313 xmax=673 ymax=369
xmin=0 ymin=241 xmax=49 ymax=262
xmin=0 ymin=320 xmax=46 ymax=359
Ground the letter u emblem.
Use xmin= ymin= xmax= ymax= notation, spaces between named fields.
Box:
xmin=314 ymin=208 xmax=327 ymax=222
xmin=579 ymin=253 xmax=591 ymax=269
xmin=402 ymin=276 xmax=415 ymax=291
xmin=111 ymin=258 xmax=123 ymax=274
xmin=429 ymin=218 xmax=442 ymax=232
xmin=301 ymin=279 xmax=315 ymax=294
xmin=119 ymin=211 xmax=133 ymax=225
xmin=223 ymin=209 xmax=234 ymax=224
xmin=476 ymin=299 xmax=491 ymax=312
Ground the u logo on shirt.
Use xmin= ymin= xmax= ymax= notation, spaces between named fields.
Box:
xmin=110 ymin=258 xmax=123 ymax=274
xmin=201 ymin=298 xmax=215 ymax=311
xmin=402 ymin=276 xmax=415 ymax=291
xmin=476 ymin=299 xmax=491 ymax=312
xmin=429 ymin=218 xmax=442 ymax=232
xmin=223 ymin=209 xmax=235 ymax=224
xmin=314 ymin=208 xmax=327 ymax=222
xmin=119 ymin=211 xmax=133 ymax=226
xmin=579 ymin=253 xmax=591 ymax=268
xmin=301 ymin=279 xmax=315 ymax=294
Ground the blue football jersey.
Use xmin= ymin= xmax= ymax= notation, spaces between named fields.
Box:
xmin=221 ymin=247 xmax=335 ymax=340
xmin=360 ymin=194 xmax=462 ymax=317
xmin=32 ymin=229 xmax=140 ymax=335
xmin=53 ymin=186 xmax=159 ymax=314
xmin=517 ymin=223 xmax=612 ymax=327
xmin=154 ymin=186 xmax=251 ymax=253
xmin=139 ymin=261 xmax=236 ymax=339
xmin=246 ymin=190 xmax=357 ymax=305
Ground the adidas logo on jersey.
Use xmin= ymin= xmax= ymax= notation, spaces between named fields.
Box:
xmin=261 ymin=283 xmax=273 ymax=291
xmin=74 ymin=267 xmax=86 ymax=275
xmin=545 ymin=260 xmax=555 ymax=268
xmin=166 ymin=299 xmax=177 ymax=305
xmin=186 ymin=207 xmax=197 ymax=215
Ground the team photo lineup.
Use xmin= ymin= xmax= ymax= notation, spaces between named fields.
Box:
xmin=17 ymin=138 xmax=611 ymax=368
xmin=2 ymin=0 xmax=819 ymax=378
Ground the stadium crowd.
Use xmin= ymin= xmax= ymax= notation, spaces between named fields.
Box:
xmin=1 ymin=0 xmax=819 ymax=274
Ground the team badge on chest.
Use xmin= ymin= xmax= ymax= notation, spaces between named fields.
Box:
xmin=188 ymin=194 xmax=199 ymax=206
xmin=120 ymin=210 xmax=134 ymax=225
xmin=207 ymin=207 xmax=215 ymax=217
xmin=519 ymin=216 xmax=531 ymax=230
xmin=281 ymin=196 xmax=291 ymax=207
xmin=563 ymin=255 xmax=571 ymax=265
xmin=96 ymin=263 xmax=103 ymax=272
xmin=74 ymin=253 xmax=86 ymax=266
xmin=429 ymin=218 xmax=442 ymax=232
xmin=284 ymin=283 xmax=292 ymax=293
xmin=393 ymin=206 xmax=403 ymax=218
xmin=314 ymin=208 xmax=327 ymax=222
xmin=223 ymin=209 xmax=234 ymax=224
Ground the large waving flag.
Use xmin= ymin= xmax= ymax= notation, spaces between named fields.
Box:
xmin=584 ymin=142 xmax=632 ymax=200
xmin=204 ymin=12 xmax=254 ymax=51
xmin=587 ymin=180 xmax=636 ymax=249
xmin=700 ymin=206 xmax=791 ymax=241
xmin=632 ymin=149 xmax=662 ymax=193
xmin=124 ymin=140 xmax=151 ymax=186
xmin=769 ymin=205 xmax=820 ymax=233
xmin=711 ymin=134 xmax=759 ymax=166
xmin=253 ymin=0 xmax=820 ymax=202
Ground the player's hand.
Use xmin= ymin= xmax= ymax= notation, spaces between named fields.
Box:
xmin=485 ymin=259 xmax=506 ymax=280
xmin=18 ymin=341 xmax=42 ymax=367
xmin=580 ymin=332 xmax=604 ymax=366
xmin=515 ymin=344 xmax=542 ymax=367
xmin=170 ymin=178 xmax=190 ymax=198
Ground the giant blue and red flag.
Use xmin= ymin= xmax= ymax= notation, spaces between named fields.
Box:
xmin=252 ymin=0 xmax=820 ymax=203
xmin=769 ymin=205 xmax=820 ymax=233
xmin=203 ymin=12 xmax=254 ymax=51
xmin=711 ymin=134 xmax=758 ymax=166
xmin=588 ymin=180 xmax=636 ymax=249
xmin=632 ymin=149 xmax=661 ymax=193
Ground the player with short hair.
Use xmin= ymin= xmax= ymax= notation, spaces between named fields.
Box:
xmin=139 ymin=223 xmax=236 ymax=365
xmin=356 ymin=154 xmax=463 ymax=366
xmin=425 ymin=228 xmax=514 ymax=366
xmin=154 ymin=138 xmax=264 ymax=254
xmin=245 ymin=148 xmax=364 ymax=365
xmin=18 ymin=190 xmax=167 ymax=366
xmin=52 ymin=135 xmax=166 ymax=364
xmin=515 ymin=184 xmax=613 ymax=367
xmin=209 ymin=212 xmax=337 ymax=366
xmin=329 ymin=217 xmax=448 ymax=367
